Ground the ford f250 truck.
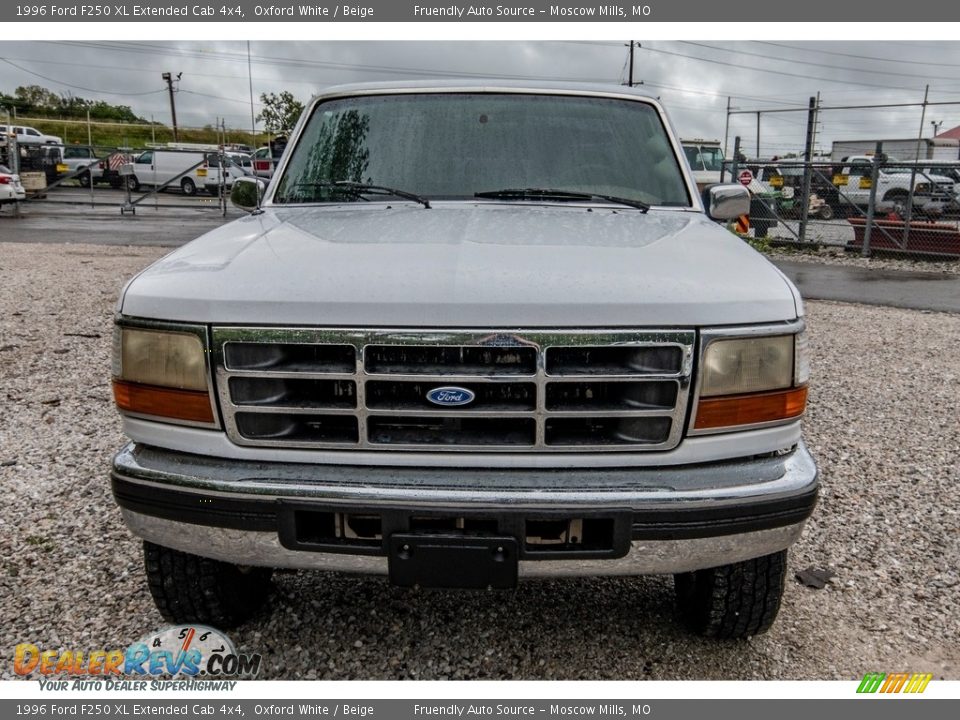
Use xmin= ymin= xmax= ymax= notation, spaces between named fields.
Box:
xmin=110 ymin=81 xmax=817 ymax=639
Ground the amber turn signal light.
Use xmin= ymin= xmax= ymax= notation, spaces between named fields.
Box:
xmin=694 ymin=386 xmax=808 ymax=430
xmin=112 ymin=379 xmax=215 ymax=424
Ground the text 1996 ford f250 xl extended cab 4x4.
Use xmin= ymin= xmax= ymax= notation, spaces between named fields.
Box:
xmin=110 ymin=81 xmax=817 ymax=639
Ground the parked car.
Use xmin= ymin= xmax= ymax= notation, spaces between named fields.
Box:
xmin=0 ymin=164 xmax=27 ymax=206
xmin=202 ymin=151 xmax=253 ymax=195
xmin=0 ymin=124 xmax=62 ymax=145
xmin=59 ymin=145 xmax=103 ymax=187
xmin=110 ymin=81 xmax=817 ymax=639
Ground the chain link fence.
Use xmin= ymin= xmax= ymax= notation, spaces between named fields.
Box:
xmin=722 ymin=146 xmax=960 ymax=259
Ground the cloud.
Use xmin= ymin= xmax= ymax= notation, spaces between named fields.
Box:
xmin=2 ymin=40 xmax=959 ymax=156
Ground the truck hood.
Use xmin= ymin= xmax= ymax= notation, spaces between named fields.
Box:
xmin=121 ymin=203 xmax=800 ymax=327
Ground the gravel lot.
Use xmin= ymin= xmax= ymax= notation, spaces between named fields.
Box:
xmin=767 ymin=246 xmax=960 ymax=276
xmin=1 ymin=241 xmax=958 ymax=681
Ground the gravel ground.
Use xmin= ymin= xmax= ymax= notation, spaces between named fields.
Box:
xmin=767 ymin=246 xmax=960 ymax=276
xmin=1 ymin=241 xmax=958 ymax=681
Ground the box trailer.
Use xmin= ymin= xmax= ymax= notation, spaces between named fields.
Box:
xmin=831 ymin=137 xmax=959 ymax=162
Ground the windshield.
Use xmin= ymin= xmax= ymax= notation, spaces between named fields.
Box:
xmin=273 ymin=93 xmax=691 ymax=207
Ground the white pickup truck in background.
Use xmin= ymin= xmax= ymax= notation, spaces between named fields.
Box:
xmin=835 ymin=155 xmax=959 ymax=209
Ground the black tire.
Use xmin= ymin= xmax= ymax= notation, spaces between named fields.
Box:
xmin=126 ymin=175 xmax=140 ymax=192
xmin=817 ymin=204 xmax=834 ymax=221
xmin=143 ymin=541 xmax=273 ymax=628
xmin=78 ymin=168 xmax=91 ymax=188
xmin=181 ymin=177 xmax=197 ymax=196
xmin=674 ymin=550 xmax=787 ymax=639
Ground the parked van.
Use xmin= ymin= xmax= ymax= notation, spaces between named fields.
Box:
xmin=127 ymin=149 xmax=209 ymax=195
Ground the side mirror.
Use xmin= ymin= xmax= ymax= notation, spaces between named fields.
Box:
xmin=704 ymin=183 xmax=750 ymax=221
xmin=231 ymin=176 xmax=265 ymax=212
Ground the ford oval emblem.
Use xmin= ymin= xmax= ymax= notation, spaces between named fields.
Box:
xmin=426 ymin=386 xmax=476 ymax=407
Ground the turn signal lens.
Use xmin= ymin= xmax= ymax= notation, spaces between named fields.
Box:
xmin=112 ymin=380 xmax=215 ymax=424
xmin=694 ymin=386 xmax=808 ymax=430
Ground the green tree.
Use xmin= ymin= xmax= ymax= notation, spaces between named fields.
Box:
xmin=256 ymin=91 xmax=304 ymax=135
xmin=14 ymin=85 xmax=60 ymax=112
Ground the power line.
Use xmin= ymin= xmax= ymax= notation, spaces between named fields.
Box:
xmin=0 ymin=57 xmax=166 ymax=97
xmin=752 ymin=41 xmax=960 ymax=69
xmin=677 ymin=41 xmax=960 ymax=82
xmin=642 ymin=44 xmax=930 ymax=93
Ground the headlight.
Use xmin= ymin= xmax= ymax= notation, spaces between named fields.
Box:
xmin=701 ymin=335 xmax=794 ymax=397
xmin=694 ymin=332 xmax=808 ymax=431
xmin=112 ymin=326 xmax=215 ymax=424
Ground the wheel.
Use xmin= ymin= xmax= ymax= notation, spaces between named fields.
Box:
xmin=817 ymin=204 xmax=834 ymax=221
xmin=126 ymin=175 xmax=140 ymax=192
xmin=143 ymin=541 xmax=273 ymax=628
xmin=78 ymin=168 xmax=91 ymax=188
xmin=882 ymin=190 xmax=907 ymax=204
xmin=674 ymin=550 xmax=787 ymax=639
xmin=181 ymin=177 xmax=197 ymax=196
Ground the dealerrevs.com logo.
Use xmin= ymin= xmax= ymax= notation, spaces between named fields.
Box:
xmin=15 ymin=625 xmax=261 ymax=689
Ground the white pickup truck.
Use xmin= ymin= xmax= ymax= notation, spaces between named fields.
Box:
xmin=110 ymin=81 xmax=817 ymax=639
xmin=836 ymin=155 xmax=958 ymax=208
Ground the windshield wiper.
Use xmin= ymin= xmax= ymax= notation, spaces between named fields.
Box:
xmin=290 ymin=181 xmax=430 ymax=208
xmin=475 ymin=188 xmax=650 ymax=212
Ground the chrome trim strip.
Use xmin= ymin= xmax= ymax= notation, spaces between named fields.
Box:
xmin=121 ymin=416 xmax=803 ymax=469
xmin=212 ymin=327 xmax=696 ymax=453
xmin=121 ymin=510 xmax=806 ymax=576
xmin=113 ymin=439 xmax=817 ymax=507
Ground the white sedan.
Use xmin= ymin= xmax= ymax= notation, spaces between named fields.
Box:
xmin=0 ymin=164 xmax=27 ymax=206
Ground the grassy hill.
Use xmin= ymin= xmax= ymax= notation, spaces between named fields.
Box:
xmin=14 ymin=116 xmax=259 ymax=150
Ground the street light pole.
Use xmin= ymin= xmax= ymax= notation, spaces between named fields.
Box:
xmin=162 ymin=72 xmax=180 ymax=143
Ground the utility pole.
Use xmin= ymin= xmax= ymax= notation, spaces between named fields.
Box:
xmin=809 ymin=92 xmax=821 ymax=157
xmin=902 ymin=84 xmax=929 ymax=250
xmin=755 ymin=111 xmax=761 ymax=158
xmin=247 ymin=41 xmax=257 ymax=150
xmin=930 ymin=120 xmax=943 ymax=137
xmin=798 ymin=96 xmax=817 ymax=244
xmin=623 ymin=41 xmax=642 ymax=87
xmin=723 ymin=97 xmax=731 ymax=158
xmin=162 ymin=72 xmax=180 ymax=143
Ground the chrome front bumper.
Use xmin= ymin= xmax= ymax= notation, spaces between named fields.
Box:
xmin=111 ymin=441 xmax=818 ymax=577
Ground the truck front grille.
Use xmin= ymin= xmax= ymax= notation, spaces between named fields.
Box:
xmin=213 ymin=328 xmax=695 ymax=453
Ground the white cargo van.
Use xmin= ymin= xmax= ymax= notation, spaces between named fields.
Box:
xmin=126 ymin=149 xmax=209 ymax=195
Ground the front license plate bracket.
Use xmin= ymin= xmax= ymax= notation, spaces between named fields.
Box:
xmin=388 ymin=534 xmax=518 ymax=589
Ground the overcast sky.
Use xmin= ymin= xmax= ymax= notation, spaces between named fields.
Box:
xmin=2 ymin=40 xmax=960 ymax=157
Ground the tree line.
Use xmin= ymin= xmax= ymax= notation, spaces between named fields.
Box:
xmin=2 ymin=83 xmax=306 ymax=135
xmin=1 ymin=85 xmax=148 ymax=123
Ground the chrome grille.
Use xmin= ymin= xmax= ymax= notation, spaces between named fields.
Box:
xmin=213 ymin=328 xmax=695 ymax=453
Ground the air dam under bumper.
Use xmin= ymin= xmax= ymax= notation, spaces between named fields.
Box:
xmin=111 ymin=441 xmax=818 ymax=577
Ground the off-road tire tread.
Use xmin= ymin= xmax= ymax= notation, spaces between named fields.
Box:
xmin=143 ymin=541 xmax=272 ymax=629
xmin=674 ymin=550 xmax=787 ymax=639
